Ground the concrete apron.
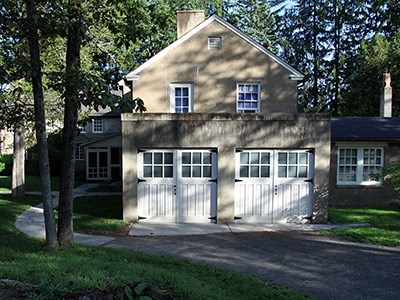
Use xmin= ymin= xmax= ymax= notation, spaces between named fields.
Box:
xmin=128 ymin=222 xmax=369 ymax=236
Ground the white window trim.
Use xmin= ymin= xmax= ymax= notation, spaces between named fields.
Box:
xmin=75 ymin=144 xmax=84 ymax=160
xmin=208 ymin=37 xmax=222 ymax=50
xmin=337 ymin=147 xmax=384 ymax=186
xmin=92 ymin=118 xmax=103 ymax=133
xmin=78 ymin=124 xmax=86 ymax=133
xmin=236 ymin=83 xmax=261 ymax=113
xmin=170 ymin=83 xmax=194 ymax=113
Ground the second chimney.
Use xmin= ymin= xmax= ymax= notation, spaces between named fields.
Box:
xmin=380 ymin=73 xmax=392 ymax=118
xmin=177 ymin=10 xmax=205 ymax=39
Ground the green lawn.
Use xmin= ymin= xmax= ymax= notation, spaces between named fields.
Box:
xmin=0 ymin=175 xmax=84 ymax=192
xmin=72 ymin=195 xmax=129 ymax=235
xmin=0 ymin=194 xmax=311 ymax=299
xmin=322 ymin=204 xmax=400 ymax=247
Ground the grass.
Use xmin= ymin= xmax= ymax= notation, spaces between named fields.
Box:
xmin=0 ymin=175 xmax=85 ymax=192
xmin=0 ymin=194 xmax=311 ymax=299
xmin=72 ymin=195 xmax=129 ymax=235
xmin=322 ymin=204 xmax=400 ymax=247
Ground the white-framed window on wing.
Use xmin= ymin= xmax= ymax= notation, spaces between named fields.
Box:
xmin=92 ymin=118 xmax=103 ymax=133
xmin=75 ymin=144 xmax=84 ymax=160
xmin=170 ymin=83 xmax=193 ymax=113
xmin=237 ymin=83 xmax=260 ymax=113
xmin=78 ymin=124 xmax=86 ymax=133
xmin=337 ymin=147 xmax=383 ymax=185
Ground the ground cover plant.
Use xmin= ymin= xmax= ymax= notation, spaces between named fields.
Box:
xmin=0 ymin=194 xmax=311 ymax=299
xmin=323 ymin=204 xmax=400 ymax=247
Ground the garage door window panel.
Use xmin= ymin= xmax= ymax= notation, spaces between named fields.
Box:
xmin=142 ymin=152 xmax=174 ymax=178
xmin=278 ymin=152 xmax=308 ymax=178
xmin=239 ymin=151 xmax=270 ymax=178
xmin=182 ymin=152 xmax=212 ymax=178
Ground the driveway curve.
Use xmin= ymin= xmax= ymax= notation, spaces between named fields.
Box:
xmin=105 ymin=231 xmax=400 ymax=300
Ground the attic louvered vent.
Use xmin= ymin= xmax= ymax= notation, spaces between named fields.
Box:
xmin=208 ymin=37 xmax=222 ymax=50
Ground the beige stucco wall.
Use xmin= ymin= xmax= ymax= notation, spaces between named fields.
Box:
xmin=122 ymin=113 xmax=330 ymax=224
xmin=329 ymin=142 xmax=400 ymax=205
xmin=131 ymin=21 xmax=298 ymax=114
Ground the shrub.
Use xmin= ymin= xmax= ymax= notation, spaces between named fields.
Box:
xmin=0 ymin=154 xmax=12 ymax=175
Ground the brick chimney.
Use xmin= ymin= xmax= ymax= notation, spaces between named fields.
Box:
xmin=380 ymin=73 xmax=392 ymax=118
xmin=177 ymin=10 xmax=205 ymax=39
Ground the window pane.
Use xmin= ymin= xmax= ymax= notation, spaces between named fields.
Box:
xmin=182 ymin=98 xmax=189 ymax=106
xmin=299 ymin=153 xmax=308 ymax=164
xmin=154 ymin=166 xmax=162 ymax=177
xmin=250 ymin=166 xmax=259 ymax=177
xmin=143 ymin=153 xmax=152 ymax=164
xmin=288 ymin=166 xmax=297 ymax=177
xmin=182 ymin=88 xmax=189 ymax=96
xmin=143 ymin=166 xmax=152 ymax=177
xmin=261 ymin=166 xmax=270 ymax=177
xmin=164 ymin=166 xmax=173 ymax=177
xmin=299 ymin=166 xmax=308 ymax=178
xmin=278 ymin=166 xmax=287 ymax=178
xmin=192 ymin=166 xmax=201 ymax=177
xmin=193 ymin=152 xmax=201 ymax=164
xmin=182 ymin=153 xmax=191 ymax=164
xmin=240 ymin=166 xmax=249 ymax=177
xmin=278 ymin=153 xmax=287 ymax=164
xmin=203 ymin=166 xmax=212 ymax=177
xmin=175 ymin=98 xmax=181 ymax=106
xmin=261 ymin=153 xmax=270 ymax=164
xmin=240 ymin=152 xmax=249 ymax=164
xmin=175 ymin=88 xmax=181 ymax=96
xmin=289 ymin=153 xmax=297 ymax=164
xmin=182 ymin=166 xmax=191 ymax=177
xmin=250 ymin=153 xmax=259 ymax=164
xmin=203 ymin=153 xmax=211 ymax=164
xmin=164 ymin=153 xmax=173 ymax=164
xmin=154 ymin=153 xmax=163 ymax=164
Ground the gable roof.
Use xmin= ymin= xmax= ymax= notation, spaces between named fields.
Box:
xmin=332 ymin=117 xmax=400 ymax=141
xmin=125 ymin=15 xmax=304 ymax=81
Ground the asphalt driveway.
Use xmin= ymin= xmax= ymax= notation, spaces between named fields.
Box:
xmin=105 ymin=231 xmax=400 ymax=300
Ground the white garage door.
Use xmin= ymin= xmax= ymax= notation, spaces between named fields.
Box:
xmin=137 ymin=149 xmax=217 ymax=223
xmin=235 ymin=150 xmax=313 ymax=223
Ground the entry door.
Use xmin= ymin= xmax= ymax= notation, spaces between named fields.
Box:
xmin=87 ymin=149 xmax=109 ymax=180
xmin=235 ymin=150 xmax=313 ymax=223
xmin=137 ymin=149 xmax=217 ymax=223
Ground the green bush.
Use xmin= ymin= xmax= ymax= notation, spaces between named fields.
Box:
xmin=382 ymin=163 xmax=400 ymax=204
xmin=0 ymin=154 xmax=12 ymax=175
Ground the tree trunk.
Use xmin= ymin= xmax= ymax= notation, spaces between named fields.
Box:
xmin=25 ymin=0 xmax=58 ymax=248
xmin=57 ymin=0 xmax=82 ymax=248
xmin=11 ymin=123 xmax=25 ymax=198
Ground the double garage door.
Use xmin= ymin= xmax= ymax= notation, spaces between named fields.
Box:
xmin=137 ymin=149 xmax=313 ymax=223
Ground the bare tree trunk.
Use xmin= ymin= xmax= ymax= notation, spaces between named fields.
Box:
xmin=25 ymin=0 xmax=58 ymax=248
xmin=57 ymin=0 xmax=82 ymax=248
xmin=12 ymin=124 xmax=25 ymax=198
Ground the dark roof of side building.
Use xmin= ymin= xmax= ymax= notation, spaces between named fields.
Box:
xmin=332 ymin=117 xmax=400 ymax=141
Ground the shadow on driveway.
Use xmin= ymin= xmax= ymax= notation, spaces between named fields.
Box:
xmin=105 ymin=231 xmax=400 ymax=300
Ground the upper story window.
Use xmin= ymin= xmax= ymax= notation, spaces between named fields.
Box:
xmin=337 ymin=147 xmax=383 ymax=185
xmin=237 ymin=83 xmax=260 ymax=113
xmin=78 ymin=124 xmax=86 ymax=133
xmin=92 ymin=118 xmax=103 ymax=133
xmin=208 ymin=37 xmax=222 ymax=50
xmin=170 ymin=83 xmax=193 ymax=113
